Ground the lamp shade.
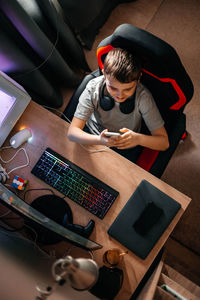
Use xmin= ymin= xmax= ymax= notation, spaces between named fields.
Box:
xmin=52 ymin=255 xmax=99 ymax=291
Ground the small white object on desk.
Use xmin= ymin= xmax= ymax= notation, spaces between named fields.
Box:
xmin=10 ymin=128 xmax=32 ymax=148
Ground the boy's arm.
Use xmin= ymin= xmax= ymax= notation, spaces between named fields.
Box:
xmin=137 ymin=126 xmax=169 ymax=150
xmin=112 ymin=126 xmax=169 ymax=151
xmin=67 ymin=117 xmax=108 ymax=145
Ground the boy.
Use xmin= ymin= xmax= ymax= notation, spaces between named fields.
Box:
xmin=67 ymin=48 xmax=169 ymax=162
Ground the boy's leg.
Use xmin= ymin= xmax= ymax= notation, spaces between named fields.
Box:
xmin=112 ymin=146 xmax=142 ymax=163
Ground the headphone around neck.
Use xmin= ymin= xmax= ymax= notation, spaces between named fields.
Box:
xmin=100 ymin=83 xmax=136 ymax=114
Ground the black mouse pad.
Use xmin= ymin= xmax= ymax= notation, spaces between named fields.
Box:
xmin=108 ymin=180 xmax=181 ymax=259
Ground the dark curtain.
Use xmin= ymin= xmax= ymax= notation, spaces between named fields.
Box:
xmin=56 ymin=0 xmax=135 ymax=50
xmin=0 ymin=0 xmax=135 ymax=107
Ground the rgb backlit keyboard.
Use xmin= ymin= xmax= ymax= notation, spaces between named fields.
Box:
xmin=31 ymin=148 xmax=119 ymax=219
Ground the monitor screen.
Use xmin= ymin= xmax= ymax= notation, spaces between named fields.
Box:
xmin=0 ymin=90 xmax=16 ymax=127
xmin=0 ymin=70 xmax=31 ymax=147
xmin=0 ymin=183 xmax=102 ymax=250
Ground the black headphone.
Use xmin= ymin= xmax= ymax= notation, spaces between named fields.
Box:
xmin=100 ymin=83 xmax=136 ymax=114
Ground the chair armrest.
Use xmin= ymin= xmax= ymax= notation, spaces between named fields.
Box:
xmin=136 ymin=113 xmax=186 ymax=178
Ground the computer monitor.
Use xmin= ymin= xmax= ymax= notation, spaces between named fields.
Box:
xmin=0 ymin=183 xmax=102 ymax=250
xmin=0 ymin=70 xmax=31 ymax=147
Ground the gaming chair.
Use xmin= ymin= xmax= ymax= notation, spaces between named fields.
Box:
xmin=64 ymin=24 xmax=194 ymax=178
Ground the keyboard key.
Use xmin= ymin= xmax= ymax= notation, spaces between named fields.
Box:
xmin=31 ymin=148 xmax=119 ymax=219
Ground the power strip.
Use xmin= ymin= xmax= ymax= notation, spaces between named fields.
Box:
xmin=0 ymin=164 xmax=9 ymax=183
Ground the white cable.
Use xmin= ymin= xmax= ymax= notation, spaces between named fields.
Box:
xmin=42 ymin=105 xmax=110 ymax=153
xmin=14 ymin=1 xmax=59 ymax=79
xmin=0 ymin=146 xmax=30 ymax=175
xmin=0 ymin=164 xmax=9 ymax=182
xmin=42 ymin=105 xmax=71 ymax=123
xmin=64 ymin=246 xmax=94 ymax=261
xmin=79 ymin=143 xmax=110 ymax=153
xmin=7 ymin=148 xmax=29 ymax=174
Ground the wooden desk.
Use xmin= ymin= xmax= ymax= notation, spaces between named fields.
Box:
xmin=1 ymin=101 xmax=191 ymax=299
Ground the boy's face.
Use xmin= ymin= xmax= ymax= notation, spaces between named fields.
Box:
xmin=104 ymin=74 xmax=138 ymax=103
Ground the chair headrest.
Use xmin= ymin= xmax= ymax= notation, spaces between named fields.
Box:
xmin=97 ymin=24 xmax=193 ymax=112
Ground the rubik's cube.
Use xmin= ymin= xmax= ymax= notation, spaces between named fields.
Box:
xmin=12 ymin=176 xmax=29 ymax=190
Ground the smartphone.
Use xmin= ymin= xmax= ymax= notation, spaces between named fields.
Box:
xmin=104 ymin=132 xmax=121 ymax=137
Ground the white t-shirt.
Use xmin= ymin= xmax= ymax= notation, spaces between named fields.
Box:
xmin=74 ymin=75 xmax=164 ymax=135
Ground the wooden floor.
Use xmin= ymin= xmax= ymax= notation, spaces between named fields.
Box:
xmin=164 ymin=238 xmax=200 ymax=287
xmin=137 ymin=238 xmax=200 ymax=300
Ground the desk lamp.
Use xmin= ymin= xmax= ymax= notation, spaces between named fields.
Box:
xmin=36 ymin=255 xmax=99 ymax=299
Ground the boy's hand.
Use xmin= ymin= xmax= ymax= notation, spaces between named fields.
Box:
xmin=100 ymin=129 xmax=121 ymax=147
xmin=100 ymin=128 xmax=139 ymax=149
xmin=112 ymin=128 xmax=139 ymax=149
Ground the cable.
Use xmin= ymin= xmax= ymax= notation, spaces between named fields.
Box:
xmin=0 ymin=210 xmax=11 ymax=218
xmin=42 ymin=105 xmax=73 ymax=123
xmin=0 ymin=146 xmax=30 ymax=175
xmin=63 ymin=245 xmax=94 ymax=261
xmin=42 ymin=105 xmax=110 ymax=153
xmin=23 ymin=223 xmax=38 ymax=246
xmin=0 ymin=164 xmax=9 ymax=183
xmin=7 ymin=149 xmax=29 ymax=174
xmin=79 ymin=143 xmax=110 ymax=153
xmin=23 ymin=223 xmax=60 ymax=260
xmin=0 ymin=222 xmax=24 ymax=232
xmin=14 ymin=1 xmax=60 ymax=79
xmin=0 ymin=189 xmax=55 ymax=259
xmin=0 ymin=146 xmax=12 ymax=163
xmin=1 ymin=213 xmax=52 ymax=259
xmin=0 ymin=224 xmax=50 ymax=259
xmin=23 ymin=188 xmax=55 ymax=202
xmin=2 ymin=216 xmax=22 ymax=220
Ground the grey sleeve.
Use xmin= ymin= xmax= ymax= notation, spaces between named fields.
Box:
xmin=139 ymin=90 xmax=164 ymax=132
xmin=74 ymin=79 xmax=97 ymax=120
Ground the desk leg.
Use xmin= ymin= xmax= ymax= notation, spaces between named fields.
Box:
xmin=130 ymin=248 xmax=164 ymax=300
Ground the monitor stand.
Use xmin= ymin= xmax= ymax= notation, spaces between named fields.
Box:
xmin=25 ymin=194 xmax=95 ymax=245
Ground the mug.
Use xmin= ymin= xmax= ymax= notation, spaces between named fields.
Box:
xmin=103 ymin=248 xmax=128 ymax=268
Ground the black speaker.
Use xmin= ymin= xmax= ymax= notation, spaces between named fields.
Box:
xmin=25 ymin=194 xmax=95 ymax=245
xmin=25 ymin=194 xmax=73 ymax=244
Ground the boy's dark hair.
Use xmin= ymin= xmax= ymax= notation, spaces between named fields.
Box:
xmin=103 ymin=48 xmax=142 ymax=83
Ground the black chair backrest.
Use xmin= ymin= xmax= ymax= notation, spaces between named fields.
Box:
xmin=97 ymin=24 xmax=194 ymax=129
